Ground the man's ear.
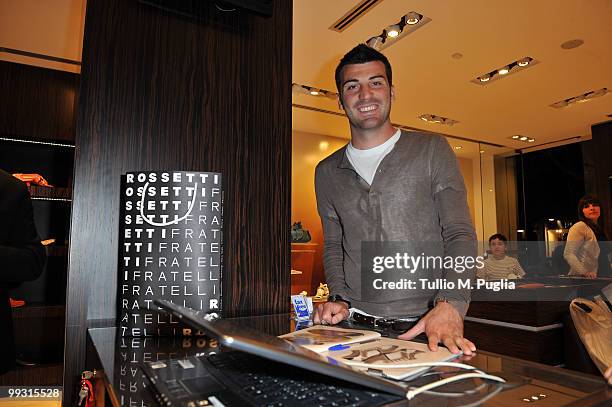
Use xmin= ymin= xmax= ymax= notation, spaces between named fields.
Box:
xmin=391 ymin=86 xmax=396 ymax=100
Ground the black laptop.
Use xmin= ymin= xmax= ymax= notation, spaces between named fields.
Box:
xmin=142 ymin=299 xmax=409 ymax=406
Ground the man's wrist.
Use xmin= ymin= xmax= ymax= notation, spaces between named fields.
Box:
xmin=327 ymin=294 xmax=351 ymax=309
xmin=434 ymin=297 xmax=468 ymax=316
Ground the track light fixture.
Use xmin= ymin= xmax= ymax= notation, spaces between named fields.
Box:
xmin=385 ymin=24 xmax=401 ymax=38
xmin=517 ymin=57 xmax=532 ymax=67
xmin=550 ymin=88 xmax=609 ymax=108
xmin=509 ymin=135 xmax=535 ymax=143
xmin=479 ymin=74 xmax=491 ymax=83
xmin=405 ymin=11 xmax=421 ymax=25
xmin=473 ymin=57 xmax=537 ymax=85
xmin=418 ymin=114 xmax=459 ymax=126
xmin=366 ymin=36 xmax=384 ymax=50
xmin=497 ymin=66 xmax=510 ymax=75
xmin=364 ymin=12 xmax=431 ymax=51
xmin=292 ymin=83 xmax=338 ymax=100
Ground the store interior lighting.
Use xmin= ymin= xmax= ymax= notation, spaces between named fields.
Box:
xmin=549 ymin=88 xmax=608 ymax=109
xmin=365 ymin=12 xmax=431 ymax=51
xmin=510 ymin=135 xmax=535 ymax=143
xmin=473 ymin=57 xmax=537 ymax=85
xmin=419 ymin=114 xmax=459 ymax=126
xmin=292 ymin=83 xmax=338 ymax=100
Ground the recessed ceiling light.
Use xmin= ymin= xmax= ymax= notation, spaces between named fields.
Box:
xmin=385 ymin=24 xmax=401 ymax=38
xmin=479 ymin=150 xmax=485 ymax=154
xmin=498 ymin=66 xmax=510 ymax=75
xmin=451 ymin=52 xmax=463 ymax=60
xmin=418 ymin=113 xmax=458 ymax=126
xmin=561 ymin=39 xmax=584 ymax=50
xmin=550 ymin=88 xmax=608 ymax=108
xmin=365 ymin=12 xmax=431 ymax=51
xmin=405 ymin=12 xmax=421 ymax=25
xmin=509 ymin=135 xmax=535 ymax=143
xmin=517 ymin=57 xmax=531 ymax=67
xmin=453 ymin=146 xmax=462 ymax=150
xmin=293 ymin=83 xmax=339 ymax=99
xmin=473 ymin=57 xmax=537 ymax=85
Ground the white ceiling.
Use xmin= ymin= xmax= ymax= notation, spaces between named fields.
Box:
xmin=2 ymin=0 xmax=610 ymax=150
xmin=0 ymin=0 xmax=86 ymax=73
xmin=292 ymin=0 xmax=612 ymax=149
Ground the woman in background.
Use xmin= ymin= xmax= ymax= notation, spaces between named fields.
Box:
xmin=564 ymin=195 xmax=609 ymax=278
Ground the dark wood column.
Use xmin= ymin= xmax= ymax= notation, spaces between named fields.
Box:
xmin=64 ymin=0 xmax=291 ymax=403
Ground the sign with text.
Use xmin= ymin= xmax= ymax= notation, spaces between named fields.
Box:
xmin=118 ymin=171 xmax=222 ymax=336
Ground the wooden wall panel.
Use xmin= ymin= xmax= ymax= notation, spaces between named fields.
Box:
xmin=64 ymin=0 xmax=291 ymax=403
xmin=0 ymin=61 xmax=78 ymax=142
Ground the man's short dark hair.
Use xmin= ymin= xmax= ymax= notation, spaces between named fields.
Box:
xmin=488 ymin=233 xmax=507 ymax=244
xmin=335 ymin=44 xmax=393 ymax=95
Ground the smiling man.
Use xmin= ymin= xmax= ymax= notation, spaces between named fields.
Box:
xmin=312 ymin=44 xmax=477 ymax=355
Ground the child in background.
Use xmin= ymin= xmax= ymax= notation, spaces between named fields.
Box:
xmin=478 ymin=234 xmax=525 ymax=280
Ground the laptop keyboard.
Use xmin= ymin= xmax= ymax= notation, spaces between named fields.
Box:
xmin=205 ymin=351 xmax=403 ymax=407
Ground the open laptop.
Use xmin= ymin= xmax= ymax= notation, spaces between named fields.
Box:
xmin=142 ymin=299 xmax=409 ymax=406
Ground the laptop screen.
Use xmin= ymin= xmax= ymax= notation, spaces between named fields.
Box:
xmin=154 ymin=299 xmax=408 ymax=397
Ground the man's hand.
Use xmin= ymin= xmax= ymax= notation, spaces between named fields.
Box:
xmin=313 ymin=301 xmax=350 ymax=325
xmin=398 ymin=302 xmax=476 ymax=355
xmin=584 ymin=271 xmax=597 ymax=279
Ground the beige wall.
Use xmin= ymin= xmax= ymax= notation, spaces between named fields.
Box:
xmin=292 ymin=131 xmax=348 ymax=292
xmin=456 ymin=156 xmax=476 ymax=230
xmin=0 ymin=0 xmax=86 ymax=72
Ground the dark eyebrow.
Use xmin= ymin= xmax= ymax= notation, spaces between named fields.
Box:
xmin=342 ymin=75 xmax=386 ymax=87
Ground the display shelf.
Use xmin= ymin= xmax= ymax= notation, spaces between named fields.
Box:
xmin=28 ymin=185 xmax=72 ymax=200
xmin=0 ymin=134 xmax=75 ymax=148
xmin=11 ymin=304 xmax=65 ymax=320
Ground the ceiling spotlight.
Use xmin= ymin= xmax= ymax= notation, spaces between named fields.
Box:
xmin=479 ymin=150 xmax=485 ymax=154
xmin=405 ymin=12 xmax=421 ymax=25
xmin=479 ymin=74 xmax=491 ymax=82
xmin=309 ymin=88 xmax=320 ymax=96
xmin=518 ymin=57 xmax=532 ymax=67
xmin=420 ymin=116 xmax=430 ymax=121
xmin=585 ymin=88 xmax=608 ymax=99
xmin=512 ymin=135 xmax=520 ymax=139
xmin=366 ymin=36 xmax=384 ymax=49
xmin=519 ymin=136 xmax=528 ymax=141
xmin=385 ymin=24 xmax=401 ymax=38
xmin=527 ymin=138 xmax=535 ymax=143
xmin=550 ymin=88 xmax=608 ymax=108
xmin=498 ymin=66 xmax=510 ymax=75
xmin=453 ymin=146 xmax=463 ymax=150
